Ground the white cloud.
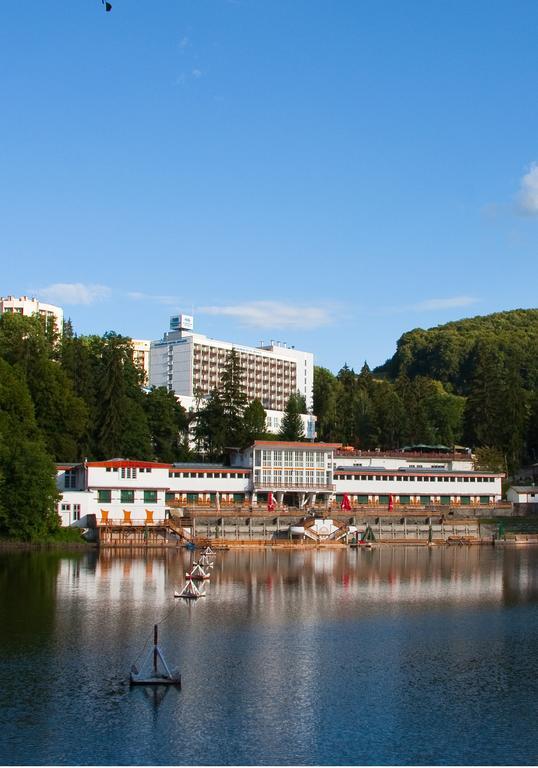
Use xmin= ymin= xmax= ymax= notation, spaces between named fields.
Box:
xmin=198 ymin=301 xmax=334 ymax=330
xmin=179 ymin=35 xmax=190 ymax=49
xmin=412 ymin=296 xmax=478 ymax=311
xmin=517 ymin=162 xmax=538 ymax=215
xmin=191 ymin=68 xmax=202 ymax=79
xmin=128 ymin=292 xmax=179 ymax=306
xmin=37 ymin=283 xmax=111 ymax=305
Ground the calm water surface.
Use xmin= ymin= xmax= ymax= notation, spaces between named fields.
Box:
xmin=0 ymin=545 xmax=537 ymax=765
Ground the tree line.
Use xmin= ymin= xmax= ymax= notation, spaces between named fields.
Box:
xmin=3 ymin=307 xmax=538 ymax=539
xmin=316 ymin=308 xmax=538 ymax=474
xmin=0 ymin=315 xmax=304 ymax=538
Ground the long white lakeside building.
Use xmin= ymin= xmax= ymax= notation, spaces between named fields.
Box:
xmin=149 ymin=314 xmax=316 ymax=437
xmin=56 ymin=443 xmax=504 ymax=527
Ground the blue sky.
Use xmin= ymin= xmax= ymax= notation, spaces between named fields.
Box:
xmin=1 ymin=0 xmax=538 ymax=372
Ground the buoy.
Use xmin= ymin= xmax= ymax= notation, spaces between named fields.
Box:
xmin=130 ymin=625 xmax=181 ymax=686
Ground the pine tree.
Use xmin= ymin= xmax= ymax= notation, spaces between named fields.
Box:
xmin=242 ymin=398 xmax=267 ymax=445
xmin=279 ymin=393 xmax=305 ymax=440
xmin=219 ymin=348 xmax=247 ymax=446
xmin=145 ymin=387 xmax=190 ymax=462
xmin=0 ymin=359 xmax=59 ymax=540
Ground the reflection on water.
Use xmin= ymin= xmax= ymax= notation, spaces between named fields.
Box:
xmin=0 ymin=546 xmax=537 ymax=765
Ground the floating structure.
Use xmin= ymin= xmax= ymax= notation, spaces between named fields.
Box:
xmin=186 ymin=562 xmax=211 ymax=581
xmin=174 ymin=578 xmax=206 ymax=599
xmin=197 ymin=554 xmax=214 ymax=568
xmin=130 ymin=625 xmax=181 ymax=686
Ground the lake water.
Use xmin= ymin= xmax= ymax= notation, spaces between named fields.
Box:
xmin=0 ymin=545 xmax=537 ymax=766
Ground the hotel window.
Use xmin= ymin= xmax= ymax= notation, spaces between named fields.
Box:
xmin=73 ymin=504 xmax=80 ymax=521
xmin=284 ymin=470 xmax=293 ymax=485
xmin=284 ymin=451 xmax=293 ymax=465
xmin=306 ymin=452 xmax=314 ymax=467
xmin=262 ymin=450 xmax=272 ymax=465
xmin=305 ymin=470 xmax=314 ymax=485
xmin=273 ymin=451 xmax=282 ymax=465
xmin=273 ymin=470 xmax=282 ymax=484
xmin=144 ymin=490 xmax=157 ymax=504
xmin=64 ymin=470 xmax=77 ymax=489
xmin=262 ymin=471 xmax=271 ymax=484
xmin=316 ymin=471 xmax=325 ymax=484
xmin=61 ymin=503 xmax=70 ymax=511
xmin=121 ymin=467 xmax=137 ymax=480
xmin=121 ymin=490 xmax=134 ymax=504
xmin=316 ymin=453 xmax=325 ymax=468
xmin=98 ymin=489 xmax=111 ymax=503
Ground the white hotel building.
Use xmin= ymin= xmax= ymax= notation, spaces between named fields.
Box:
xmin=149 ymin=314 xmax=316 ymax=437
xmin=56 ymin=443 xmax=504 ymax=527
xmin=0 ymin=295 xmax=63 ymax=333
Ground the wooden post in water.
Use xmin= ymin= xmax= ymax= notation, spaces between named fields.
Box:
xmin=153 ymin=624 xmax=158 ymax=675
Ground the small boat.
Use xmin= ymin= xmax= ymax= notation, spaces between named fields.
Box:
xmin=174 ymin=578 xmax=205 ymax=599
xmin=186 ymin=563 xmax=211 ymax=581
xmin=130 ymin=625 xmax=181 ymax=686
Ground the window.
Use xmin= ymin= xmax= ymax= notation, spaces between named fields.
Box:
xmin=121 ymin=467 xmax=137 ymax=479
xmin=61 ymin=503 xmax=70 ymax=511
xmin=284 ymin=451 xmax=293 ymax=465
xmin=121 ymin=490 xmax=134 ymax=504
xmin=64 ymin=469 xmax=77 ymax=489
xmin=73 ymin=504 xmax=80 ymax=521
xmin=144 ymin=490 xmax=157 ymax=504
xmin=106 ymin=467 xmax=111 ymax=473
xmin=98 ymin=489 xmax=111 ymax=503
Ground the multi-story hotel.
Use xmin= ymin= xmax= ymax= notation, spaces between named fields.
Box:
xmin=0 ymin=295 xmax=64 ymax=333
xmin=131 ymin=339 xmax=151 ymax=384
xmin=56 ymin=442 xmax=504 ymax=527
xmin=150 ymin=314 xmax=316 ymax=437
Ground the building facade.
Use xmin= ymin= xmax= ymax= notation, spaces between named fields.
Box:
xmin=0 ymin=295 xmax=63 ymax=333
xmin=149 ymin=314 xmax=316 ymax=437
xmin=131 ymin=339 xmax=151 ymax=384
xmin=56 ymin=443 xmax=504 ymax=527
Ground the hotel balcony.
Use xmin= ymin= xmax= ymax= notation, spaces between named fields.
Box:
xmin=253 ymin=481 xmax=336 ymax=492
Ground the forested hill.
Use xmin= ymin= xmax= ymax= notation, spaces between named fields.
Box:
xmin=374 ymin=308 xmax=538 ymax=394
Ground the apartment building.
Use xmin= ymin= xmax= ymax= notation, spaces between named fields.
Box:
xmin=0 ymin=295 xmax=63 ymax=333
xmin=150 ymin=314 xmax=316 ymax=437
xmin=131 ymin=339 xmax=151 ymax=384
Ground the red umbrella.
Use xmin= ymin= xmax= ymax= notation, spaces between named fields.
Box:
xmin=388 ymin=494 xmax=394 ymax=511
xmin=341 ymin=493 xmax=352 ymax=511
xmin=267 ymin=492 xmax=276 ymax=512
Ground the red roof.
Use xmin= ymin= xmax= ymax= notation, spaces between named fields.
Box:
xmin=253 ymin=441 xmax=341 ymax=449
xmin=86 ymin=460 xmax=172 ymax=469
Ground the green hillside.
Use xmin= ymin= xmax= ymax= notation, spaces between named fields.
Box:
xmin=374 ymin=308 xmax=538 ymax=394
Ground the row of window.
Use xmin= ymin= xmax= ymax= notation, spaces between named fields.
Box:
xmin=335 ymin=494 xmax=494 ymax=505
xmin=104 ymin=467 xmax=153 ymax=477
xmin=256 ymin=450 xmax=326 ymax=467
xmin=334 ymin=474 xmax=496 ymax=483
xmin=60 ymin=503 xmax=80 ymax=519
xmin=98 ymin=489 xmax=158 ymax=504
xmin=168 ymin=471 xmax=249 ymax=479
